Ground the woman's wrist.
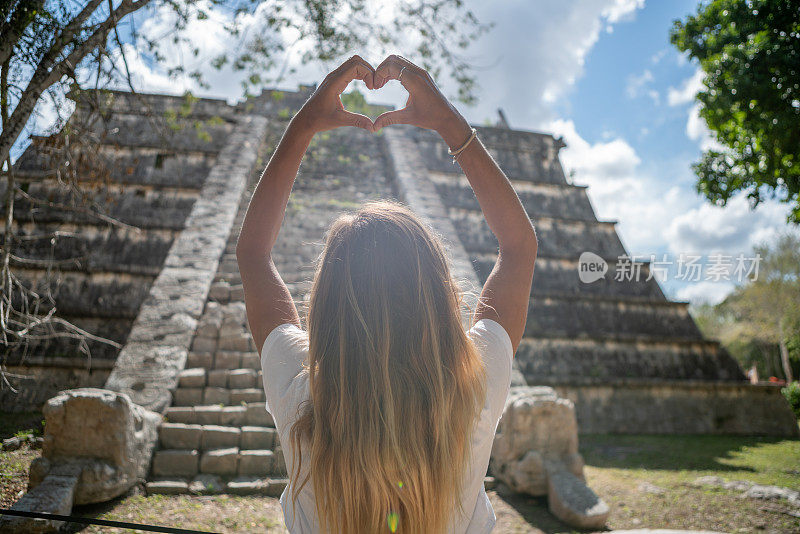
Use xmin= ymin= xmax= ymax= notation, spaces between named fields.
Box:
xmin=436 ymin=110 xmax=473 ymax=151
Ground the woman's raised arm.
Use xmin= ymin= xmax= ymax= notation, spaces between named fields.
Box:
xmin=236 ymin=55 xmax=375 ymax=352
xmin=373 ymin=56 xmax=538 ymax=354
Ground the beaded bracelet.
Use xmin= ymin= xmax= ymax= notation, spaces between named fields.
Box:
xmin=448 ymin=127 xmax=477 ymax=164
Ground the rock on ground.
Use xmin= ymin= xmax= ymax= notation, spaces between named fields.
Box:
xmin=491 ymin=386 xmax=609 ymax=528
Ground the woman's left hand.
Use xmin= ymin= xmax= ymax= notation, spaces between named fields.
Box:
xmin=292 ymin=55 xmax=376 ymax=135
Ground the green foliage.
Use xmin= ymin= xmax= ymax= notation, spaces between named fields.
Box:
xmin=692 ymin=232 xmax=800 ymax=379
xmin=782 ymin=381 xmax=800 ymax=418
xmin=340 ymin=88 xmax=387 ymax=119
xmin=670 ymin=0 xmax=800 ymax=223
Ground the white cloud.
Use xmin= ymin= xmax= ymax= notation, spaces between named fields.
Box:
xmin=667 ymin=68 xmax=704 ymax=106
xmin=664 ymin=194 xmax=796 ymax=257
xmin=602 ymin=0 xmax=646 ymax=24
xmin=627 ymin=69 xmax=661 ymax=104
xmin=626 ymin=69 xmax=654 ymax=98
xmin=451 ymin=0 xmax=646 ymax=127
xmin=546 ymin=118 xmax=696 ymax=255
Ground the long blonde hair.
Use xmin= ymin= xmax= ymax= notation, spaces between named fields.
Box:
xmin=288 ymin=199 xmax=487 ymax=533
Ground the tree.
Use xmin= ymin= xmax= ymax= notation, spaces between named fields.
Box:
xmin=670 ymin=0 xmax=800 ymax=224
xmin=1 ymin=0 xmax=490 ymax=381
xmin=715 ymin=233 xmax=800 ymax=382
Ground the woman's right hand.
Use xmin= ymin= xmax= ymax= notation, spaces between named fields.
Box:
xmin=371 ymin=55 xmax=472 ymax=147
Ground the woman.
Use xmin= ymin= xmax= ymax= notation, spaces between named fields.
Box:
xmin=236 ymin=54 xmax=538 ymax=533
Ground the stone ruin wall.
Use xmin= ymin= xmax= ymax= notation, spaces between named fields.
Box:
xmin=1 ymin=90 xmax=241 ymax=411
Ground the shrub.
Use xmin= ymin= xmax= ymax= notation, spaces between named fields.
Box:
xmin=782 ymin=381 xmax=800 ymax=419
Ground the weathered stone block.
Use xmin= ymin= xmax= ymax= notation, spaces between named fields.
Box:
xmin=164 ymin=407 xmax=194 ymax=424
xmin=160 ymin=423 xmax=202 ymax=450
xmin=230 ymin=388 xmax=264 ymax=404
xmin=152 ymin=450 xmax=199 ymax=477
xmin=200 ymin=448 xmax=239 ymax=475
xmin=491 ymin=387 xmax=582 ymax=495
xmin=226 ymin=476 xmax=268 ymax=495
xmin=218 ymin=333 xmax=252 ymax=352
xmin=191 ymin=336 xmax=217 ymax=353
xmin=209 ymin=281 xmax=231 ymax=302
xmin=173 ymin=388 xmax=203 ymax=406
xmin=178 ymin=368 xmax=206 ymax=388
xmin=189 ymin=474 xmax=224 ymax=495
xmin=245 ymin=403 xmax=274 ymax=426
xmin=203 ymin=387 xmax=230 ymax=405
xmin=201 ymin=426 xmax=241 ymax=449
xmin=266 ymin=477 xmax=288 ymax=497
xmin=241 ymin=426 xmax=276 ymax=450
xmin=38 ymin=388 xmax=160 ymax=505
xmin=207 ymin=369 xmax=229 ymax=388
xmin=194 ymin=405 xmax=222 ymax=425
xmin=219 ymin=406 xmax=247 ymax=426
xmin=0 ymin=471 xmax=78 ymax=533
xmin=186 ymin=351 xmax=213 ymax=369
xmin=241 ymin=353 xmax=260 ymax=369
xmin=228 ymin=369 xmax=257 ymax=389
xmin=546 ymin=462 xmax=609 ymax=529
xmin=238 ymin=450 xmax=274 ymax=476
xmin=146 ymin=479 xmax=190 ymax=495
xmin=490 ymin=386 xmax=607 ymax=529
xmin=214 ymin=351 xmax=241 ymax=369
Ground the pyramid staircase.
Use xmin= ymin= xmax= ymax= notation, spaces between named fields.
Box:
xmin=146 ymin=124 xmax=400 ymax=494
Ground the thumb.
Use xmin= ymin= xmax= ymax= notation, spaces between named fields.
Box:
xmin=373 ymin=108 xmax=414 ymax=131
xmin=337 ymin=110 xmax=374 ymax=132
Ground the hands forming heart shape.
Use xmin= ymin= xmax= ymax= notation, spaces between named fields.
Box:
xmin=293 ymin=54 xmax=469 ymax=139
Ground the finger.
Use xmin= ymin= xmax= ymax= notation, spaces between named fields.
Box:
xmin=329 ymin=55 xmax=375 ymax=92
xmin=336 ymin=110 xmax=374 ymax=132
xmin=372 ymin=108 xmax=414 ymax=131
xmin=374 ymin=55 xmax=425 ymax=89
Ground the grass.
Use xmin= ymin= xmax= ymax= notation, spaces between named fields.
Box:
xmin=580 ymin=434 xmax=800 ymax=489
xmin=3 ymin=425 xmax=799 ymax=533
xmin=0 ymin=411 xmax=43 ymax=508
xmin=67 ymin=494 xmax=286 ymax=533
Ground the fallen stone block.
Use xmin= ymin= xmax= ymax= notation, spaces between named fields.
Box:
xmin=490 ymin=386 xmax=608 ymax=529
xmin=0 ymin=471 xmax=79 ymax=533
xmin=34 ymin=388 xmax=160 ymax=505
xmin=545 ymin=461 xmax=609 ymax=529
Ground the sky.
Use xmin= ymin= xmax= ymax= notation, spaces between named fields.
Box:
xmin=19 ymin=0 xmax=800 ymax=305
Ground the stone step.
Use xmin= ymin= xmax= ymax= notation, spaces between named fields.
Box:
xmin=178 ymin=367 xmax=262 ymax=389
xmin=164 ymin=402 xmax=274 ymax=427
xmin=146 ymin=476 xmax=289 ymax=496
xmin=150 ymin=447 xmax=287 ymax=478
xmin=185 ymin=351 xmax=261 ymax=370
xmin=172 ymin=386 xmax=266 ymax=406
xmin=430 ymin=172 xmax=598 ymax=223
xmin=159 ymin=423 xmax=278 ymax=450
xmin=449 ymin=209 xmax=626 ymax=259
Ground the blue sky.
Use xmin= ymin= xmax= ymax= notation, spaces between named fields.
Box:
xmin=20 ymin=0 xmax=799 ymax=305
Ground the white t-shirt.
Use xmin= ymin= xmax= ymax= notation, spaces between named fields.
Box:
xmin=260 ymin=318 xmax=513 ymax=534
